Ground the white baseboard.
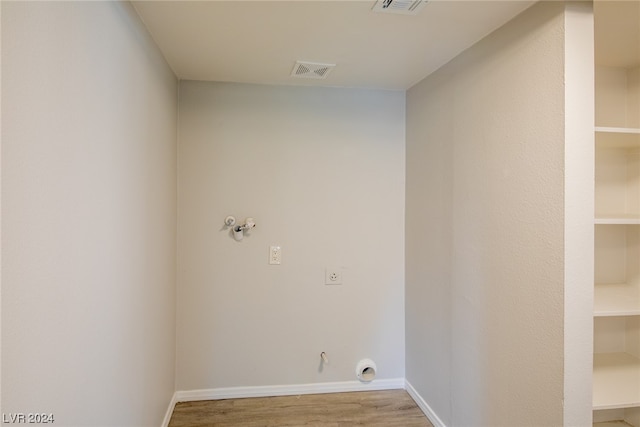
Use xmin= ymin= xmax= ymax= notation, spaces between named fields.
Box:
xmin=161 ymin=391 xmax=178 ymax=427
xmin=173 ymin=378 xmax=405 ymax=403
xmin=404 ymin=379 xmax=447 ymax=427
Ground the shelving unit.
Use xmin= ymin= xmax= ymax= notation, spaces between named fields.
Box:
xmin=593 ymin=2 xmax=640 ymax=427
xmin=593 ymin=352 xmax=640 ymax=410
xmin=594 ymin=284 xmax=640 ymax=317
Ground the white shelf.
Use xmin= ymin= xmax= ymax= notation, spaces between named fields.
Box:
xmin=593 ymin=352 xmax=640 ymax=410
xmin=593 ymin=1 xmax=640 ymax=420
xmin=595 ymin=128 xmax=640 ymax=149
xmin=596 ymin=215 xmax=640 ymax=225
xmin=594 ymin=284 xmax=640 ymax=317
xmin=593 ymin=422 xmax=635 ymax=427
xmin=596 ymin=127 xmax=640 ymax=134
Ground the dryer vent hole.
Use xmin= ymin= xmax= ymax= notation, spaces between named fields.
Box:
xmin=361 ymin=367 xmax=375 ymax=381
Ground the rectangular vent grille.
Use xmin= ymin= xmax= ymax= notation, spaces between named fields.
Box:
xmin=291 ymin=61 xmax=335 ymax=80
xmin=372 ymin=0 xmax=428 ymax=15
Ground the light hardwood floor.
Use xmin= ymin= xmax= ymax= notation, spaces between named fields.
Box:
xmin=168 ymin=389 xmax=434 ymax=427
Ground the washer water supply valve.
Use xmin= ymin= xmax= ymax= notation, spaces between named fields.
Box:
xmin=224 ymin=216 xmax=256 ymax=241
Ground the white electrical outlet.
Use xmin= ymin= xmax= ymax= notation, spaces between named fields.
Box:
xmin=269 ymin=246 xmax=281 ymax=265
xmin=325 ymin=268 xmax=342 ymax=285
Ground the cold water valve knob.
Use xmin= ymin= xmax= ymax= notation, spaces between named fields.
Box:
xmin=224 ymin=216 xmax=236 ymax=227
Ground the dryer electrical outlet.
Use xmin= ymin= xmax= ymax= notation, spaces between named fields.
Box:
xmin=325 ymin=268 xmax=342 ymax=285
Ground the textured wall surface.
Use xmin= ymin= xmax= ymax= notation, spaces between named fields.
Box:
xmin=406 ymin=2 xmax=567 ymax=426
xmin=176 ymin=81 xmax=406 ymax=391
xmin=2 ymin=3 xmax=178 ymax=425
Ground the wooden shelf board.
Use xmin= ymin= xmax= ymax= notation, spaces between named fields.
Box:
xmin=593 ymin=352 xmax=640 ymax=410
xmin=593 ymin=422 xmax=636 ymax=427
xmin=595 ymin=128 xmax=640 ymax=149
xmin=594 ymin=422 xmax=636 ymax=427
xmin=594 ymin=284 xmax=640 ymax=317
xmin=595 ymin=216 xmax=640 ymax=225
xmin=596 ymin=127 xmax=640 ymax=134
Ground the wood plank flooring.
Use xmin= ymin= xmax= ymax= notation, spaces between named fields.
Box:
xmin=168 ymin=389 xmax=433 ymax=427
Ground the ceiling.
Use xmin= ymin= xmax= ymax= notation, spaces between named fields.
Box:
xmin=132 ymin=0 xmax=536 ymax=90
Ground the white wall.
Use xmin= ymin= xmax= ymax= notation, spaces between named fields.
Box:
xmin=406 ymin=2 xmax=578 ymax=426
xmin=1 ymin=0 xmax=4 ymax=415
xmin=1 ymin=2 xmax=177 ymax=426
xmin=177 ymin=81 xmax=405 ymax=391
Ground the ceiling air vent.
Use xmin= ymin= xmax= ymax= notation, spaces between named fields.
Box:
xmin=372 ymin=0 xmax=428 ymax=15
xmin=291 ymin=61 xmax=336 ymax=80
